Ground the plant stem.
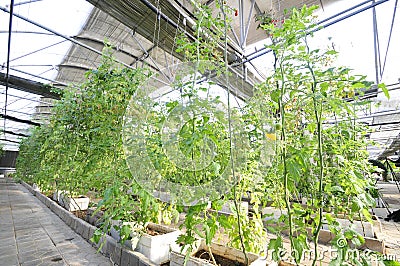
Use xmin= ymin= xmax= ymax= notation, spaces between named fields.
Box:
xmin=276 ymin=53 xmax=295 ymax=262
xmin=305 ymin=39 xmax=324 ymax=266
xmin=218 ymin=1 xmax=248 ymax=264
xmin=208 ymin=245 xmax=218 ymax=266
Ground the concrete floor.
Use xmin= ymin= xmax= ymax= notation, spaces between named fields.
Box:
xmin=0 ymin=177 xmax=112 ymax=266
xmin=372 ymin=181 xmax=400 ymax=259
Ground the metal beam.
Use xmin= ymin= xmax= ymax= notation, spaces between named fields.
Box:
xmin=0 ymin=73 xmax=60 ymax=99
xmin=1 ymin=129 xmax=29 ymax=137
xmin=0 ymin=138 xmax=20 ymax=144
xmin=0 ymin=114 xmax=41 ymax=126
xmin=9 ymin=67 xmax=68 ymax=88
xmin=58 ymin=63 xmax=91 ymax=72
xmin=242 ymin=0 xmax=256 ymax=48
xmin=14 ymin=0 xmax=44 ymax=6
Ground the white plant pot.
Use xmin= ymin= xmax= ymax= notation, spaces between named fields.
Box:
xmin=135 ymin=223 xmax=181 ymax=265
xmin=220 ymin=200 xmax=248 ymax=215
xmin=62 ymin=195 xmax=90 ymax=211
xmin=111 ymin=221 xmax=181 ymax=265
xmin=170 ymin=240 xmax=265 ymax=266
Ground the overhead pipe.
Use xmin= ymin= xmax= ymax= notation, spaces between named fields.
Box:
xmin=0 ymin=30 xmax=54 ymax=35
xmin=9 ymin=67 xmax=69 ymax=88
xmin=0 ymin=114 xmax=41 ymax=126
xmin=0 ymin=138 xmax=20 ymax=144
xmin=1 ymin=129 xmax=29 ymax=137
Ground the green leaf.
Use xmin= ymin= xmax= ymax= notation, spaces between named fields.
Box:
xmin=326 ymin=50 xmax=338 ymax=55
xmin=271 ymin=89 xmax=280 ymax=103
xmin=378 ymin=83 xmax=390 ymax=99
xmin=383 ymin=260 xmax=400 ymax=266
xmin=268 ymin=236 xmax=283 ymax=261
xmin=352 ymin=82 xmax=366 ymax=89
xmin=292 ymin=234 xmax=308 ymax=263
xmin=218 ymin=215 xmax=232 ymax=229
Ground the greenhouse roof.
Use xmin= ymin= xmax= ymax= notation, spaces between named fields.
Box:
xmin=0 ymin=0 xmax=399 ymax=161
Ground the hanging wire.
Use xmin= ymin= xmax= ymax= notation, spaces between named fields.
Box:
xmin=4 ymin=40 xmax=67 ymax=65
xmin=380 ymin=0 xmax=398 ymax=81
xmin=169 ymin=4 xmax=182 ymax=67
xmin=4 ymin=0 xmax=15 ymax=138
xmin=151 ymin=0 xmax=161 ymax=54
xmin=372 ymin=1 xmax=383 ymax=83
xmin=218 ymin=0 xmax=248 ymax=264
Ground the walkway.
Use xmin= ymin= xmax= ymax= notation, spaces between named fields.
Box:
xmin=0 ymin=177 xmax=112 ymax=266
xmin=373 ymin=181 xmax=400 ymax=258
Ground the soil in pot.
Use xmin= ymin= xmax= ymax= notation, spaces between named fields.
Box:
xmin=72 ymin=210 xmax=87 ymax=220
xmin=194 ymin=249 xmax=246 ymax=266
xmin=146 ymin=226 xmax=164 ymax=236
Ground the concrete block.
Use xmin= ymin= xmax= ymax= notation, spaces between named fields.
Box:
xmin=139 ymin=260 xmax=151 ymax=266
xmin=58 ymin=210 xmax=66 ymax=222
xmin=64 ymin=213 xmax=72 ymax=226
xmin=139 ymin=234 xmax=151 ymax=247
xmin=44 ymin=197 xmax=52 ymax=208
xmin=87 ymin=225 xmax=95 ymax=240
xmin=53 ymin=204 xmax=63 ymax=217
xmin=21 ymin=181 xmax=33 ymax=194
xmin=170 ymin=251 xmax=185 ymax=266
xmin=110 ymin=243 xmax=122 ymax=266
xmin=48 ymin=201 xmax=57 ymax=212
xmin=75 ymin=219 xmax=85 ymax=236
xmin=318 ymin=229 xmax=334 ymax=244
xmin=39 ymin=193 xmax=47 ymax=204
xmin=322 ymin=218 xmax=375 ymax=238
xmin=100 ymin=236 xmax=108 ymax=255
xmin=63 ymin=196 xmax=89 ymax=212
xmin=106 ymin=236 xmax=117 ymax=257
xmin=360 ymin=237 xmax=385 ymax=253
xmin=121 ymin=248 xmax=132 ymax=266
xmin=70 ymin=216 xmax=78 ymax=231
xmin=86 ymin=208 xmax=103 ymax=226
xmin=82 ymin=223 xmax=89 ymax=240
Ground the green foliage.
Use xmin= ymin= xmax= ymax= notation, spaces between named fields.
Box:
xmin=247 ymin=5 xmax=380 ymax=265
xmin=143 ymin=94 xmax=231 ymax=187
xmin=17 ymin=46 xmax=150 ymax=196
xmin=175 ymin=0 xmax=228 ymax=66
